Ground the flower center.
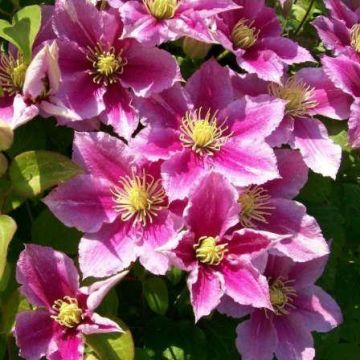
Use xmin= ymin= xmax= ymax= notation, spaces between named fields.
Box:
xmin=179 ymin=108 xmax=231 ymax=156
xmin=231 ymin=19 xmax=259 ymax=49
xmin=51 ymin=296 xmax=83 ymax=328
xmin=87 ymin=44 xmax=127 ymax=86
xmin=238 ymin=186 xmax=274 ymax=228
xmin=194 ymin=236 xmax=228 ymax=266
xmin=144 ymin=0 xmax=177 ymax=19
xmin=0 ymin=53 xmax=27 ymax=96
xmin=268 ymin=77 xmax=318 ymax=117
xmin=112 ymin=169 xmax=167 ymax=226
xmin=351 ymin=24 xmax=360 ymax=53
xmin=269 ymin=278 xmax=297 ymax=316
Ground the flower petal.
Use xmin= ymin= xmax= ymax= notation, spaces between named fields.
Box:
xmin=79 ymin=313 xmax=122 ymax=335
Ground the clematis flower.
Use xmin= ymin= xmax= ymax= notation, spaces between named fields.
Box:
xmin=163 ymin=172 xmax=288 ymax=321
xmin=322 ymin=55 xmax=360 ymax=148
xmin=231 ymin=67 xmax=351 ymax=178
xmin=44 ymin=131 xmax=181 ymax=278
xmin=119 ymin=0 xmax=239 ymax=46
xmin=214 ymin=0 xmax=314 ymax=83
xmin=236 ymin=148 xmax=329 ymax=262
xmin=15 ymin=244 xmax=127 ymax=360
xmin=52 ymin=0 xmax=180 ymax=140
xmin=313 ymin=0 xmax=360 ymax=58
xmin=130 ymin=59 xmax=285 ymax=201
xmin=218 ymin=254 xmax=343 ymax=360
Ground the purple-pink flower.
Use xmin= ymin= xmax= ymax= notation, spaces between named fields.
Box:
xmin=131 ymin=59 xmax=285 ymax=200
xmin=44 ymin=132 xmax=181 ymax=278
xmin=15 ymin=244 xmax=127 ymax=360
xmin=214 ymin=0 xmax=314 ymax=83
xmin=219 ymin=254 xmax=343 ymax=360
xmin=52 ymin=0 xmax=180 ymax=139
xmin=163 ymin=172 xmax=286 ymax=321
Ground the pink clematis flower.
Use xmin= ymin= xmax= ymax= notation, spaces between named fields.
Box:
xmin=322 ymin=55 xmax=360 ymax=148
xmin=52 ymin=0 xmax=180 ymax=140
xmin=44 ymin=132 xmax=181 ymax=278
xmin=15 ymin=244 xmax=127 ymax=360
xmin=130 ymin=59 xmax=286 ymax=201
xmin=231 ymin=66 xmax=351 ymax=178
xmin=236 ymin=148 xmax=329 ymax=262
xmin=218 ymin=254 xmax=343 ymax=360
xmin=214 ymin=0 xmax=314 ymax=83
xmin=313 ymin=0 xmax=360 ymax=58
xmin=119 ymin=0 xmax=239 ymax=46
xmin=163 ymin=172 xmax=287 ymax=321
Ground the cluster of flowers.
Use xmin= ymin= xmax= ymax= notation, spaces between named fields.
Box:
xmin=6 ymin=0 xmax=355 ymax=359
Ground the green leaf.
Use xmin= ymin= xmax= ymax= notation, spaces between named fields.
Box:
xmin=0 ymin=153 xmax=7 ymax=178
xmin=86 ymin=318 xmax=135 ymax=360
xmin=0 ymin=5 xmax=41 ymax=61
xmin=166 ymin=267 xmax=183 ymax=286
xmin=0 ymin=120 xmax=13 ymax=151
xmin=143 ymin=277 xmax=169 ymax=315
xmin=0 ymin=215 xmax=16 ymax=281
xmin=9 ymin=150 xmax=83 ymax=198
xmin=31 ymin=209 xmax=81 ymax=255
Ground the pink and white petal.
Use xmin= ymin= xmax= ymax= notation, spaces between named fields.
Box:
xmin=295 ymin=285 xmax=343 ymax=333
xmin=185 ymin=58 xmax=233 ymax=111
xmin=44 ymin=175 xmax=116 ymax=233
xmin=265 ymin=199 xmax=329 ymax=262
xmin=35 ymin=5 xmax=56 ymax=45
xmin=15 ymin=310 xmax=58 ymax=360
xmin=161 ymin=150 xmax=206 ymax=201
xmin=265 ymin=149 xmax=308 ymax=199
xmin=325 ymin=0 xmax=358 ymax=26
xmin=52 ymin=332 xmax=84 ymax=360
xmin=0 ymin=94 xmax=14 ymax=126
xmin=178 ymin=0 xmax=240 ymax=17
xmin=322 ymin=56 xmax=360 ymax=98
xmin=217 ymin=295 xmax=253 ymax=319
xmin=296 ymin=67 xmax=352 ymax=120
xmin=188 ymin=266 xmax=225 ymax=322
xmin=73 ymin=132 xmax=133 ymax=184
xmin=11 ymin=95 xmax=39 ymax=128
xmin=266 ymin=116 xmax=294 ymax=148
xmin=83 ymin=271 xmax=129 ymax=311
xmin=235 ymin=312 xmax=278 ymax=360
xmin=292 ymin=117 xmax=341 ymax=179
xmin=230 ymin=71 xmax=268 ymax=98
xmin=79 ymin=313 xmax=122 ymax=335
xmin=121 ymin=39 xmax=180 ymax=97
xmin=184 ymin=172 xmax=240 ymax=238
xmin=349 ymin=99 xmax=360 ymax=148
xmin=212 ymin=138 xmax=279 ymax=187
xmin=221 ymin=261 xmax=272 ymax=309
xmin=16 ymin=244 xmax=79 ymax=308
xmin=79 ymin=221 xmax=138 ymax=279
xmin=273 ymin=313 xmax=315 ymax=360
xmin=100 ymin=86 xmax=139 ymax=141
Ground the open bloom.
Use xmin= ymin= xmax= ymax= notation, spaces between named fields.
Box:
xmin=52 ymin=0 xmax=180 ymax=139
xmin=313 ymin=0 xmax=360 ymax=59
xmin=15 ymin=244 xmax=127 ymax=360
xmin=231 ymin=67 xmax=351 ymax=178
xmin=218 ymin=254 xmax=343 ymax=360
xmin=44 ymin=132 xmax=181 ymax=278
xmin=164 ymin=172 xmax=286 ymax=321
xmin=236 ymin=148 xmax=329 ymax=262
xmin=214 ymin=0 xmax=314 ymax=83
xmin=131 ymin=59 xmax=285 ymax=201
xmin=322 ymin=55 xmax=360 ymax=148
xmin=119 ymin=0 xmax=239 ymax=46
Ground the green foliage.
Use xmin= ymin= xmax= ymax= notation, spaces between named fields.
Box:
xmin=0 ymin=215 xmax=16 ymax=281
xmin=143 ymin=277 xmax=169 ymax=315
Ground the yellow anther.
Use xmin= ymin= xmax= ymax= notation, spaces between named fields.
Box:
xmin=0 ymin=53 xmax=27 ymax=96
xmin=51 ymin=296 xmax=83 ymax=328
xmin=144 ymin=0 xmax=177 ymax=19
xmin=194 ymin=236 xmax=228 ymax=266
xmin=269 ymin=278 xmax=297 ymax=316
xmin=351 ymin=24 xmax=360 ymax=53
xmin=231 ymin=19 xmax=259 ymax=49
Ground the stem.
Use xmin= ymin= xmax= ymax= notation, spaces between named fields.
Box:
xmin=216 ymin=50 xmax=230 ymax=61
xmin=294 ymin=0 xmax=315 ymax=36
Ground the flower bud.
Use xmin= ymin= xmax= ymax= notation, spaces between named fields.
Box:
xmin=182 ymin=37 xmax=211 ymax=60
xmin=0 ymin=120 xmax=14 ymax=151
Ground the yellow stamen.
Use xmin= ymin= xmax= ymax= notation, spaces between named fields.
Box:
xmin=194 ymin=236 xmax=228 ymax=266
xmin=112 ymin=169 xmax=167 ymax=226
xmin=269 ymin=278 xmax=297 ymax=316
xmin=144 ymin=0 xmax=177 ymax=19
xmin=231 ymin=19 xmax=259 ymax=49
xmin=0 ymin=53 xmax=27 ymax=96
xmin=238 ymin=186 xmax=274 ymax=228
xmin=351 ymin=24 xmax=360 ymax=53
xmin=268 ymin=77 xmax=318 ymax=117
xmin=87 ymin=44 xmax=127 ymax=86
xmin=179 ymin=108 xmax=232 ymax=156
xmin=51 ymin=296 xmax=83 ymax=328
